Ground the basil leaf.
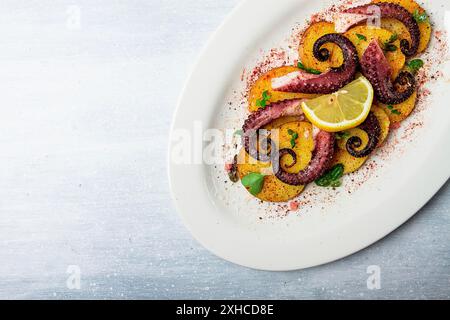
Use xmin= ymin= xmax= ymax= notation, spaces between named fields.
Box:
xmin=330 ymin=180 xmax=342 ymax=188
xmin=315 ymin=164 xmax=344 ymax=187
xmin=315 ymin=176 xmax=332 ymax=187
xmin=256 ymin=90 xmax=271 ymax=109
xmin=329 ymin=164 xmax=344 ymax=181
xmin=406 ymin=59 xmax=424 ymax=74
xmin=241 ymin=172 xmax=265 ymax=196
xmin=413 ymin=9 xmax=428 ymax=23
xmin=356 ymin=33 xmax=367 ymax=41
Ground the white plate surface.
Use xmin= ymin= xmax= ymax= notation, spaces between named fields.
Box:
xmin=169 ymin=0 xmax=450 ymax=270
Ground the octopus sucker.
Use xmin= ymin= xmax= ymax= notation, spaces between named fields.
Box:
xmin=273 ymin=130 xmax=335 ymax=186
xmin=342 ymin=3 xmax=420 ymax=57
xmin=361 ymin=39 xmax=416 ymax=105
xmin=271 ymin=34 xmax=358 ymax=94
xmin=346 ymin=112 xmax=381 ymax=158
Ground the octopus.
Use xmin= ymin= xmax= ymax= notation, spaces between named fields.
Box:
xmin=346 ymin=112 xmax=381 ymax=158
xmin=361 ymin=39 xmax=416 ymax=105
xmin=242 ymin=99 xmax=335 ymax=185
xmin=242 ymin=99 xmax=305 ymax=162
xmin=273 ymin=130 xmax=335 ymax=186
xmin=271 ymin=34 xmax=359 ymax=94
xmin=339 ymin=3 xmax=420 ymax=57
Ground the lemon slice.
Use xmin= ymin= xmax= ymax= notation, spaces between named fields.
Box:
xmin=301 ymin=76 xmax=374 ymax=132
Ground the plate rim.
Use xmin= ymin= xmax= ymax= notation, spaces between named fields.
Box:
xmin=168 ymin=0 xmax=450 ymax=271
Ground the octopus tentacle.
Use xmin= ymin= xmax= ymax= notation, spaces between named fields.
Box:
xmin=242 ymin=99 xmax=305 ymax=161
xmin=272 ymin=130 xmax=335 ymax=186
xmin=361 ymin=39 xmax=416 ymax=105
xmin=342 ymin=3 xmax=420 ymax=57
xmin=346 ymin=112 xmax=381 ymax=158
xmin=271 ymin=34 xmax=358 ymax=94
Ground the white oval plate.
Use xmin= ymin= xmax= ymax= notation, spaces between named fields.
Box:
xmin=169 ymin=0 xmax=450 ymax=270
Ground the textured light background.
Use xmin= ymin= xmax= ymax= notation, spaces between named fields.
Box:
xmin=0 ymin=0 xmax=448 ymax=299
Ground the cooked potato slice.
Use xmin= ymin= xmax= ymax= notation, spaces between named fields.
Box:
xmin=344 ymin=26 xmax=405 ymax=80
xmin=299 ymin=22 xmax=344 ymax=72
xmin=371 ymin=105 xmax=391 ymax=146
xmin=247 ymin=66 xmax=317 ymax=112
xmin=373 ymin=0 xmax=431 ymax=53
xmin=237 ymin=149 xmax=304 ymax=202
xmin=378 ymin=90 xmax=417 ymax=122
xmin=237 ymin=121 xmax=313 ymax=202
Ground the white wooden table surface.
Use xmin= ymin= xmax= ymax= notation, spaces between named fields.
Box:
xmin=0 ymin=0 xmax=448 ymax=299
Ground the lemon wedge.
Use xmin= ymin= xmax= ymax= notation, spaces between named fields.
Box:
xmin=301 ymin=76 xmax=374 ymax=132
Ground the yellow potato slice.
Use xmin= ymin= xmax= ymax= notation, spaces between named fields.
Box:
xmin=371 ymin=105 xmax=391 ymax=146
xmin=344 ymin=26 xmax=405 ymax=80
xmin=373 ymin=0 xmax=431 ymax=53
xmin=237 ymin=121 xmax=313 ymax=202
xmin=378 ymin=90 xmax=417 ymax=122
xmin=247 ymin=66 xmax=317 ymax=112
xmin=299 ymin=22 xmax=344 ymax=73
xmin=237 ymin=149 xmax=304 ymax=202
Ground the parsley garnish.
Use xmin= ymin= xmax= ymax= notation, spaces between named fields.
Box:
xmin=256 ymin=90 xmax=271 ymax=108
xmin=287 ymin=129 xmax=299 ymax=148
xmin=241 ymin=172 xmax=265 ymax=196
xmin=297 ymin=61 xmax=321 ymax=75
xmin=315 ymin=164 xmax=345 ymax=188
xmin=336 ymin=131 xmax=351 ymax=140
xmin=383 ymin=33 xmax=398 ymax=52
xmin=234 ymin=129 xmax=243 ymax=136
xmin=406 ymin=59 xmax=424 ymax=74
xmin=386 ymin=105 xmax=401 ymax=115
xmin=356 ymin=33 xmax=367 ymax=44
xmin=413 ymin=9 xmax=428 ymax=23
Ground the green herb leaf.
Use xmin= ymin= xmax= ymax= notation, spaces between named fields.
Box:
xmin=234 ymin=129 xmax=243 ymax=136
xmin=386 ymin=105 xmax=401 ymax=115
xmin=387 ymin=33 xmax=398 ymax=43
xmin=297 ymin=61 xmax=321 ymax=75
xmin=256 ymin=90 xmax=271 ymax=109
xmin=383 ymin=43 xmax=398 ymax=52
xmin=288 ymin=129 xmax=299 ymax=148
xmin=330 ymin=180 xmax=342 ymax=188
xmin=382 ymin=33 xmax=399 ymax=52
xmin=356 ymin=33 xmax=367 ymax=41
xmin=413 ymin=9 xmax=428 ymax=23
xmin=315 ymin=164 xmax=344 ymax=188
xmin=329 ymin=164 xmax=344 ymax=181
xmin=355 ymin=33 xmax=367 ymax=45
xmin=406 ymin=59 xmax=424 ymax=74
xmin=336 ymin=131 xmax=351 ymax=140
xmin=241 ymin=172 xmax=265 ymax=196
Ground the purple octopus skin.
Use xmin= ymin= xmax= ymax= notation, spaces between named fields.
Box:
xmin=242 ymin=99 xmax=305 ymax=161
xmin=346 ymin=112 xmax=381 ymax=158
xmin=272 ymin=130 xmax=335 ymax=186
xmin=342 ymin=3 xmax=420 ymax=57
xmin=361 ymin=39 xmax=416 ymax=105
xmin=271 ymin=34 xmax=358 ymax=94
